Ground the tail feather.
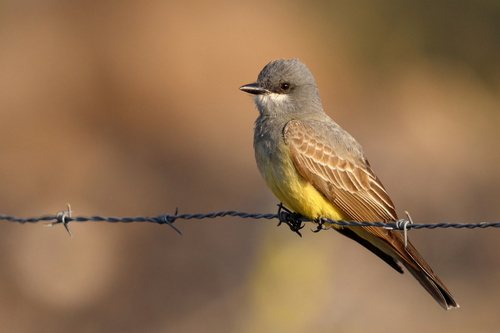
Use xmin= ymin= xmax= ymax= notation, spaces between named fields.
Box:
xmin=403 ymin=262 xmax=459 ymax=310
xmin=395 ymin=233 xmax=459 ymax=310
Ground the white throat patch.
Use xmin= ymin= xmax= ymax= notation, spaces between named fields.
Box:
xmin=256 ymin=92 xmax=289 ymax=105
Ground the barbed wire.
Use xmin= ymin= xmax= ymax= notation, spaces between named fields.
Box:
xmin=1 ymin=204 xmax=500 ymax=239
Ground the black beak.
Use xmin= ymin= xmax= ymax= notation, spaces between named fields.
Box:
xmin=239 ymin=82 xmax=269 ymax=95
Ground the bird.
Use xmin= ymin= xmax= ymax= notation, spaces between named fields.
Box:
xmin=239 ymin=58 xmax=458 ymax=310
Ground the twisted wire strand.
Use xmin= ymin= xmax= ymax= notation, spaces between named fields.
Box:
xmin=1 ymin=211 xmax=500 ymax=229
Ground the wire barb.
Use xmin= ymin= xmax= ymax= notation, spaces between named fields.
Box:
xmin=383 ymin=211 xmax=414 ymax=248
xmin=156 ymin=208 xmax=182 ymax=235
xmin=47 ymin=203 xmax=73 ymax=237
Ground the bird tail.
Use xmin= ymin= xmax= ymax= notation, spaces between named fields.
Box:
xmin=402 ymin=261 xmax=459 ymax=310
xmin=339 ymin=225 xmax=459 ymax=310
xmin=395 ymin=233 xmax=459 ymax=310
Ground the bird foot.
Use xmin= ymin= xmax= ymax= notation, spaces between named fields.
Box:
xmin=276 ymin=203 xmax=304 ymax=237
xmin=312 ymin=217 xmax=331 ymax=233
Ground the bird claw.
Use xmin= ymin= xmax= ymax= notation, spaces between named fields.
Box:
xmin=312 ymin=217 xmax=331 ymax=233
xmin=276 ymin=203 xmax=304 ymax=237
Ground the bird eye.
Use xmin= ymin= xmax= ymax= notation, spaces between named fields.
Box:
xmin=280 ymin=82 xmax=291 ymax=91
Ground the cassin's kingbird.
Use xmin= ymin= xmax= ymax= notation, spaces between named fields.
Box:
xmin=240 ymin=58 xmax=458 ymax=310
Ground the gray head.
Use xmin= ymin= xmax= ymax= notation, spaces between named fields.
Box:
xmin=240 ymin=58 xmax=323 ymax=117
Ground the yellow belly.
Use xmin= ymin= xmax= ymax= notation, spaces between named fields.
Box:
xmin=258 ymin=146 xmax=350 ymax=224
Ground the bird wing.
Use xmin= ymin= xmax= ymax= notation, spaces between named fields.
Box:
xmin=283 ymin=118 xmax=405 ymax=258
xmin=283 ymin=119 xmax=397 ymax=223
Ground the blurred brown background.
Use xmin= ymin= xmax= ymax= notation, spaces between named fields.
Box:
xmin=0 ymin=0 xmax=499 ymax=332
